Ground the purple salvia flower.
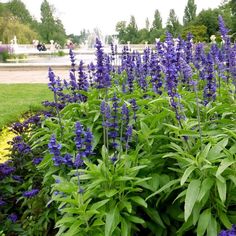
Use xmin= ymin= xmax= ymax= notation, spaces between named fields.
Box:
xmin=74 ymin=153 xmax=84 ymax=167
xmin=48 ymin=68 xmax=60 ymax=93
xmin=95 ymin=38 xmax=111 ymax=88
xmin=12 ymin=175 xmax=23 ymax=182
xmin=156 ymin=40 xmax=164 ymax=58
xmin=194 ymin=43 xmax=206 ymax=71
xmin=8 ymin=213 xmax=18 ymax=223
xmin=229 ymin=44 xmax=236 ymax=84
xmin=110 ymin=153 xmax=118 ymax=163
xmin=150 ymin=51 xmax=162 ymax=94
xmin=129 ymin=99 xmax=138 ymax=122
xmin=218 ymin=225 xmax=236 ymax=236
xmin=11 ymin=122 xmax=25 ymax=134
xmin=69 ymin=48 xmax=76 ymax=71
xmin=179 ymin=57 xmax=193 ymax=85
xmin=121 ymin=46 xmax=130 ymax=71
xmin=121 ymin=103 xmax=129 ymax=125
xmin=63 ymin=153 xmax=73 ymax=167
xmin=48 ymin=134 xmax=63 ymax=166
xmin=0 ymin=198 xmax=6 ymax=206
xmin=176 ymin=36 xmax=185 ymax=69
xmin=203 ymin=53 xmax=216 ymax=105
xmin=218 ymin=15 xmax=229 ymax=40
xmin=23 ymin=189 xmax=39 ymax=198
xmin=110 ymin=42 xmax=115 ymax=60
xmin=163 ymin=32 xmax=183 ymax=121
xmin=84 ymin=128 xmax=93 ymax=156
xmin=109 ymin=94 xmax=119 ymax=149
xmin=87 ymin=62 xmax=95 ymax=87
xmin=0 ymin=163 xmax=15 ymax=179
xmin=126 ymin=52 xmax=136 ymax=93
xmin=78 ymin=60 xmax=89 ymax=91
xmin=126 ymin=125 xmax=133 ymax=139
xmin=75 ymin=122 xmax=84 ymax=149
xmin=32 ymin=157 xmax=43 ymax=165
xmin=185 ymin=33 xmax=193 ymax=64
xmin=13 ymin=141 xmax=31 ymax=154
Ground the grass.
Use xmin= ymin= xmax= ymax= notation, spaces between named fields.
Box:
xmin=0 ymin=84 xmax=52 ymax=129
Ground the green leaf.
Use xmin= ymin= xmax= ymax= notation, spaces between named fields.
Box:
xmin=62 ymin=220 xmax=82 ymax=236
xmin=184 ymin=179 xmax=201 ymax=221
xmin=144 ymin=208 xmax=166 ymax=228
xmin=219 ymin=211 xmax=232 ymax=229
xmin=198 ymin=143 xmax=211 ymax=162
xmin=207 ymin=138 xmax=228 ymax=161
xmin=119 ymin=200 xmax=132 ymax=213
xmin=105 ymin=189 xmax=118 ymax=198
xmin=197 ymin=208 xmax=211 ymax=236
xmin=92 ymin=219 xmax=105 ymax=227
xmin=216 ymin=177 xmax=226 ymax=203
xmin=125 ymin=215 xmax=145 ymax=224
xmin=140 ymin=121 xmax=151 ymax=137
xmin=105 ymin=205 xmax=120 ymax=236
xmin=146 ymin=179 xmax=179 ymax=201
xmin=181 ymin=165 xmax=196 ymax=186
xmin=91 ymin=199 xmax=110 ymax=210
xmin=216 ymin=158 xmax=235 ymax=177
xmin=130 ymin=196 xmax=147 ymax=208
xmin=56 ymin=217 xmax=76 ymax=227
xmin=207 ymin=215 xmax=217 ymax=236
xmin=198 ymin=178 xmax=214 ymax=202
xmin=121 ymin=217 xmax=130 ymax=236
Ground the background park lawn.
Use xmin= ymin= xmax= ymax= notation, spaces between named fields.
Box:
xmin=0 ymin=84 xmax=52 ymax=129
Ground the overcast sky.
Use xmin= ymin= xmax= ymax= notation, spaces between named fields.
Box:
xmin=2 ymin=0 xmax=224 ymax=35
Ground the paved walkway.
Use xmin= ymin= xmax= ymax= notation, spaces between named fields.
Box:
xmin=0 ymin=68 xmax=70 ymax=83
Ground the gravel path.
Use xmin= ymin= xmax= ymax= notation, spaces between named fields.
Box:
xmin=0 ymin=68 xmax=70 ymax=83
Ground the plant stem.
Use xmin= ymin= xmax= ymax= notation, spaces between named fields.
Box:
xmin=194 ymin=87 xmax=203 ymax=151
xmin=54 ymin=92 xmax=63 ymax=137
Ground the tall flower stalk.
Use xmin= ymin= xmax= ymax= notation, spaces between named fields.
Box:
xmin=48 ymin=67 xmax=64 ymax=137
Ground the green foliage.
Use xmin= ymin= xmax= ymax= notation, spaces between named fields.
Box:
xmin=0 ymin=13 xmax=39 ymax=44
xmin=182 ymin=25 xmax=208 ymax=42
xmin=7 ymin=0 xmax=33 ymax=25
xmin=0 ymin=0 xmax=66 ymax=45
xmin=194 ymin=8 xmax=222 ymax=40
xmin=40 ymin=0 xmax=66 ymax=45
xmin=166 ymin=9 xmax=182 ymax=37
xmin=183 ymin=0 xmax=197 ymax=26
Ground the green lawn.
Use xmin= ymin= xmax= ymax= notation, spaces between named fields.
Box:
xmin=0 ymin=84 xmax=53 ymax=129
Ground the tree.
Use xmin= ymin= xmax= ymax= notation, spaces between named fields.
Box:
xmin=166 ymin=9 xmax=182 ymax=37
xmin=152 ymin=9 xmax=162 ymax=30
xmin=40 ymin=0 xmax=55 ymax=43
xmin=230 ymin=0 xmax=236 ymax=33
xmin=138 ymin=28 xmax=150 ymax=43
xmin=0 ymin=13 xmax=38 ymax=43
xmin=183 ymin=0 xmax=197 ymax=25
xmin=182 ymin=25 xmax=208 ymax=42
xmin=126 ymin=16 xmax=139 ymax=43
xmin=149 ymin=9 xmax=164 ymax=42
xmin=115 ymin=21 xmax=127 ymax=43
xmin=194 ymin=8 xmax=222 ymax=40
xmin=40 ymin=0 xmax=66 ymax=45
xmin=7 ymin=0 xmax=33 ymax=25
xmin=145 ymin=17 xmax=150 ymax=30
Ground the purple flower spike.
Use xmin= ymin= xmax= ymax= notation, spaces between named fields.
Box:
xmin=32 ymin=157 xmax=43 ymax=165
xmin=23 ymin=189 xmax=39 ymax=198
xmin=48 ymin=134 xmax=63 ymax=166
xmin=218 ymin=15 xmax=229 ymax=40
xmin=8 ymin=213 xmax=18 ymax=223
xmin=0 ymin=198 xmax=6 ymax=206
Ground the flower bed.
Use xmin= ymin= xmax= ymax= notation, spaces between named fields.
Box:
xmin=0 ymin=16 xmax=236 ymax=236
